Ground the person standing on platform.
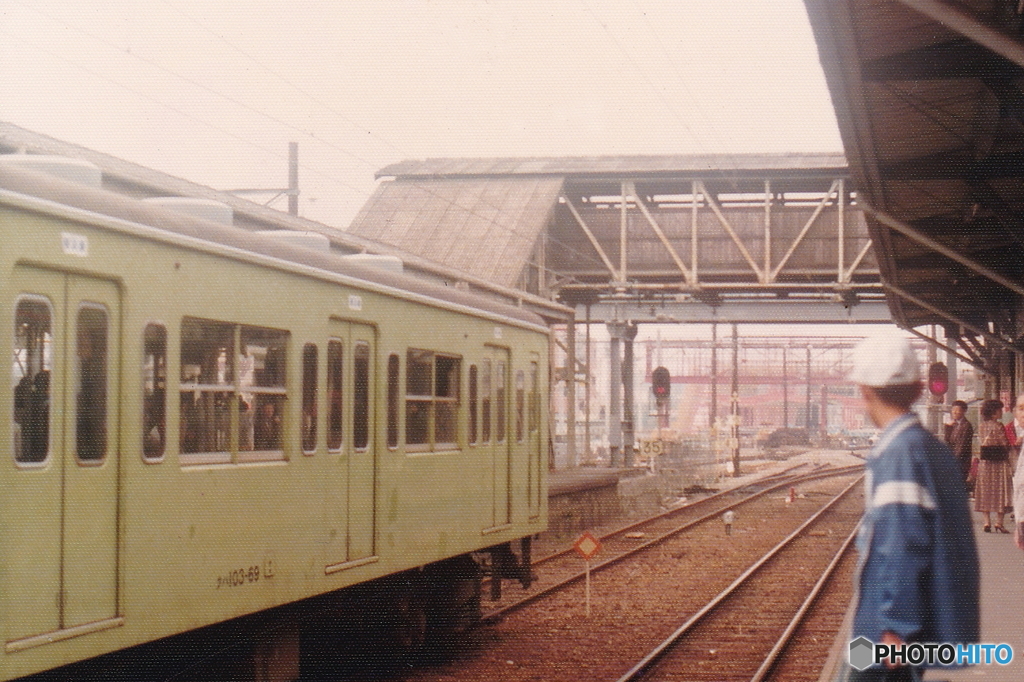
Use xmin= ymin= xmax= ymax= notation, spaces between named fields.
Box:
xmin=1011 ymin=395 xmax=1024 ymax=549
xmin=973 ymin=399 xmax=1013 ymax=533
xmin=944 ymin=399 xmax=974 ymax=491
xmin=1004 ymin=394 xmax=1024 ymax=474
xmin=840 ymin=331 xmax=979 ymax=682
xmin=1016 ymin=447 xmax=1024 ymax=550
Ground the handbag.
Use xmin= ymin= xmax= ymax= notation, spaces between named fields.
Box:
xmin=980 ymin=423 xmax=1009 ymax=461
xmin=980 ymin=445 xmax=1008 ymax=461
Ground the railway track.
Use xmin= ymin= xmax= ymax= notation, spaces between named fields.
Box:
xmin=614 ymin=477 xmax=861 ymax=681
xmin=482 ymin=463 xmax=864 ymax=621
xmin=375 ymin=465 xmax=864 ymax=682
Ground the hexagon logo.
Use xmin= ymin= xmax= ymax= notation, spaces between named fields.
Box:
xmin=849 ymin=636 xmax=875 ymax=671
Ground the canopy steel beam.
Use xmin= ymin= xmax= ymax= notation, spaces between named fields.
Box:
xmin=574 ymin=299 xmax=891 ymax=325
xmin=884 ymin=283 xmax=1019 ymax=352
xmin=904 ymin=326 xmax=990 ymax=375
xmin=895 ymin=0 xmax=1024 ymax=69
xmin=864 ymin=203 xmax=1024 ymax=299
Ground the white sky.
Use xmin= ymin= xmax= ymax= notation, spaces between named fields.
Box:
xmin=0 ymin=0 xmax=843 ymax=230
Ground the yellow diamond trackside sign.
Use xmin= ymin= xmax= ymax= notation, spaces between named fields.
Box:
xmin=573 ymin=531 xmax=601 ymax=560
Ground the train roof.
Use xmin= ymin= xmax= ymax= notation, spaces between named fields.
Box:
xmin=0 ymin=160 xmax=548 ymax=333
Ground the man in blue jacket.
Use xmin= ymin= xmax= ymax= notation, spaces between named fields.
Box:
xmin=842 ymin=331 xmax=979 ymax=681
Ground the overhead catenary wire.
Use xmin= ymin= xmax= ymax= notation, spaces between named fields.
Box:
xmin=3 ymin=0 xmax=615 ymax=273
xmin=4 ymin=2 xmax=837 ymax=280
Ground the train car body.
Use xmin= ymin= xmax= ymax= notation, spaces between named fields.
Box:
xmin=0 ymin=158 xmax=548 ymax=680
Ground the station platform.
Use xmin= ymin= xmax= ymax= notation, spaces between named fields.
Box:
xmin=819 ymin=512 xmax=1024 ymax=681
xmin=926 ymin=516 xmax=1024 ymax=681
xmin=548 ymin=466 xmax=625 ymax=497
xmin=546 ymin=467 xmax=627 ymax=536
xmin=545 ymin=449 xmax=864 ymax=537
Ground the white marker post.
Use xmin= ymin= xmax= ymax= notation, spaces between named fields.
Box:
xmin=573 ymin=531 xmax=602 ymax=617
xmin=723 ymin=509 xmax=735 ymax=536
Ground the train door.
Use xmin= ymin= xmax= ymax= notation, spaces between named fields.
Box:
xmin=527 ymin=356 xmax=543 ymax=519
xmin=484 ymin=347 xmax=511 ymax=529
xmin=4 ymin=266 xmax=121 ymax=645
xmin=324 ymin=320 xmax=376 ymax=572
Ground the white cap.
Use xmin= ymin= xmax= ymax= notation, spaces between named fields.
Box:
xmin=848 ymin=330 xmax=920 ymax=387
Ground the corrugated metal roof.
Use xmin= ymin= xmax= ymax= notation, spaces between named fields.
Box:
xmin=376 ymin=153 xmax=849 ymax=179
xmin=804 ymin=0 xmax=1024 ymax=355
xmin=348 ymin=176 xmax=564 ymax=289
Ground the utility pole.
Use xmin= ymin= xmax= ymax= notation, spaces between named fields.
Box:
xmin=288 ymin=141 xmax=299 ymax=216
xmin=226 ymin=142 xmax=300 ymax=215
xmin=622 ymin=323 xmax=638 ymax=468
xmin=782 ymin=345 xmax=789 ymax=428
xmin=731 ymin=323 xmax=741 ymax=477
xmin=710 ymin=322 xmax=718 ymax=428
xmin=806 ymin=345 xmax=813 ymax=434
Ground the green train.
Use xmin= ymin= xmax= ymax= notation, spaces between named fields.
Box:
xmin=0 ymin=157 xmax=548 ymax=680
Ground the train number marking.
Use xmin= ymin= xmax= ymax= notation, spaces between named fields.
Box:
xmin=216 ymin=564 xmax=268 ymax=589
xmin=61 ymin=232 xmax=89 ymax=257
xmin=215 ymin=559 xmax=276 ymax=589
xmin=348 ymin=294 xmax=362 ymax=311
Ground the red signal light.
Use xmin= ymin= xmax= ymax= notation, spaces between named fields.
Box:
xmin=652 ymin=366 xmax=671 ymax=399
xmin=928 ymin=362 xmax=948 ymax=397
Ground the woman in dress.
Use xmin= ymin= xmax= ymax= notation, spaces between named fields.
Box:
xmin=974 ymin=398 xmax=1014 ymax=533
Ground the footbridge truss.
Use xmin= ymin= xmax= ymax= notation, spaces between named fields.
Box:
xmin=356 ymin=155 xmax=889 ymax=468
xmin=360 ymin=154 xmax=886 ymax=325
xmin=546 ymin=155 xmax=886 ymax=325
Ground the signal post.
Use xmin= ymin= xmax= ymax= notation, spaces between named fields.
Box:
xmin=928 ymin=360 xmax=949 ymax=435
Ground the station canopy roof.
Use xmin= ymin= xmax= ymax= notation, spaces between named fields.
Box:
xmin=804 ymin=0 xmax=1024 ymax=356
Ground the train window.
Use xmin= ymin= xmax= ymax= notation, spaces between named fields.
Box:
xmin=76 ymin=305 xmax=108 ymax=463
xmin=180 ymin=318 xmax=234 ymax=459
xmin=327 ymin=339 xmax=343 ymax=452
xmin=468 ymin=364 xmax=478 ymax=445
xmin=386 ymin=354 xmax=399 ymax=449
xmin=353 ymin=342 xmax=370 ymax=450
xmin=481 ymin=358 xmax=491 ymax=443
xmin=405 ymin=349 xmax=461 ymax=450
xmin=495 ymin=362 xmax=506 ymax=442
xmin=435 ymin=354 xmax=460 ymax=446
xmin=240 ymin=326 xmax=287 ymax=454
xmin=143 ymin=324 xmax=167 ymax=461
xmin=515 ymin=369 xmax=524 ymax=443
xmin=529 ymin=361 xmax=539 ymax=433
xmin=179 ymin=318 xmax=288 ymax=463
xmin=13 ymin=297 xmax=52 ymax=464
xmin=302 ymin=344 xmax=318 ymax=454
xmin=405 ymin=349 xmax=431 ymax=446
xmin=407 ymin=349 xmax=432 ymax=396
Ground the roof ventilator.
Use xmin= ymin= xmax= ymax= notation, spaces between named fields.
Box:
xmin=340 ymin=253 xmax=404 ymax=273
xmin=142 ymin=197 xmax=234 ymax=225
xmin=0 ymin=154 xmax=103 ymax=188
xmin=256 ymin=230 xmax=331 ymax=253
